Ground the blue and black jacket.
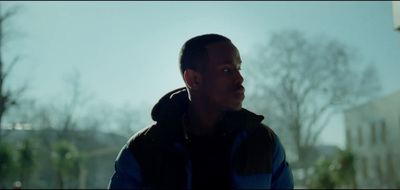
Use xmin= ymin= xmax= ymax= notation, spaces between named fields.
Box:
xmin=108 ymin=87 xmax=294 ymax=189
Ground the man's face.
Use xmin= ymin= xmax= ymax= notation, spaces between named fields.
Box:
xmin=199 ymin=40 xmax=245 ymax=111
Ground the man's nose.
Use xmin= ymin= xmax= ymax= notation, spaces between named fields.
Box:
xmin=235 ymin=70 xmax=244 ymax=85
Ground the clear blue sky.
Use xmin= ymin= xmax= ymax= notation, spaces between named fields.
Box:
xmin=4 ymin=1 xmax=400 ymax=149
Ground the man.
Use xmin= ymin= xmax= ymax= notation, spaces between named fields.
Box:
xmin=108 ymin=34 xmax=294 ymax=189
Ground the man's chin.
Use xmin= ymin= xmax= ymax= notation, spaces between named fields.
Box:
xmin=229 ymin=103 xmax=243 ymax=111
xmin=218 ymin=100 xmax=243 ymax=112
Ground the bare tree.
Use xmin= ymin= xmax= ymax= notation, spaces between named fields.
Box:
xmin=115 ymin=105 xmax=147 ymax=139
xmin=0 ymin=2 xmax=26 ymax=142
xmin=244 ymin=30 xmax=381 ymax=167
xmin=57 ymin=69 xmax=91 ymax=139
xmin=24 ymin=69 xmax=96 ymax=188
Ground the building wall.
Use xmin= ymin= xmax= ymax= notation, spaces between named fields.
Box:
xmin=344 ymin=91 xmax=400 ymax=188
xmin=393 ymin=1 xmax=400 ymax=31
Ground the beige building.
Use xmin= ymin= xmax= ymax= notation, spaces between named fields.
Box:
xmin=394 ymin=1 xmax=400 ymax=31
xmin=394 ymin=1 xmax=400 ymax=46
xmin=344 ymin=91 xmax=400 ymax=188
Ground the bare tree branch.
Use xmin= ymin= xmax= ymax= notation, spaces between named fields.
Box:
xmin=244 ymin=29 xmax=381 ymax=167
xmin=2 ymin=56 xmax=19 ymax=81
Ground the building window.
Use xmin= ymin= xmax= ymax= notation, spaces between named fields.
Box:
xmin=371 ymin=123 xmax=376 ymax=145
xmin=377 ymin=156 xmax=383 ymax=183
xmin=381 ymin=120 xmax=386 ymax=143
xmin=358 ymin=126 xmax=363 ymax=146
xmin=362 ymin=157 xmax=368 ymax=178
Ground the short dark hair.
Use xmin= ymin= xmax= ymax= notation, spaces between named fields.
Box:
xmin=179 ymin=34 xmax=231 ymax=77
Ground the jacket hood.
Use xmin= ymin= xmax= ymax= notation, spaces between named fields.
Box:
xmin=151 ymin=87 xmax=189 ymax=122
xmin=151 ymin=87 xmax=265 ymax=131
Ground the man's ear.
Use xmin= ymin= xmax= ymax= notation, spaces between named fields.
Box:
xmin=184 ymin=69 xmax=202 ymax=90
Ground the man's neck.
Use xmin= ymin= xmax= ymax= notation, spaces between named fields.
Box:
xmin=185 ymin=100 xmax=225 ymax=137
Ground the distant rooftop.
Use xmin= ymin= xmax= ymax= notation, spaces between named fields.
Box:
xmin=2 ymin=123 xmax=35 ymax=130
xmin=344 ymin=90 xmax=400 ymax=113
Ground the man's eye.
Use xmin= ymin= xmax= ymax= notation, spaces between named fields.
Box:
xmin=223 ymin=68 xmax=231 ymax=72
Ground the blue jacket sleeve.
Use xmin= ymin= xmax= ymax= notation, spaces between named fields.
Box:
xmin=108 ymin=144 xmax=143 ymax=189
xmin=270 ymin=133 xmax=294 ymax=189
